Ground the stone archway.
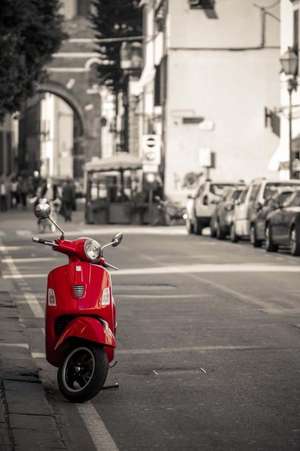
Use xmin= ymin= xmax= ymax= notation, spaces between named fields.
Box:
xmin=37 ymin=77 xmax=102 ymax=177
xmin=37 ymin=81 xmax=85 ymax=137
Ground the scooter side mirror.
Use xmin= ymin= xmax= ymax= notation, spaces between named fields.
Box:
xmin=112 ymin=233 xmax=123 ymax=247
xmin=34 ymin=201 xmax=51 ymax=219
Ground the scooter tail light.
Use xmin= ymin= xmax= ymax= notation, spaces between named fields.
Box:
xmin=48 ymin=288 xmax=56 ymax=306
xmin=101 ymin=287 xmax=111 ymax=306
xmin=72 ymin=284 xmax=85 ymax=299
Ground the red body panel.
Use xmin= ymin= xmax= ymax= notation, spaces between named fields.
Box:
xmin=46 ymin=259 xmax=116 ymax=366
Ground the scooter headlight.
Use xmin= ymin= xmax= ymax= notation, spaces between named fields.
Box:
xmin=84 ymin=239 xmax=101 ymax=262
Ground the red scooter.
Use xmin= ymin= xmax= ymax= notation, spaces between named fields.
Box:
xmin=33 ymin=202 xmax=122 ymax=402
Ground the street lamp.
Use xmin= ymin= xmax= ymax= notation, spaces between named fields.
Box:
xmin=280 ymin=47 xmax=298 ymax=179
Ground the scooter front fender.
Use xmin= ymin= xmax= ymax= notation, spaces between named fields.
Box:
xmin=52 ymin=317 xmax=116 ymax=365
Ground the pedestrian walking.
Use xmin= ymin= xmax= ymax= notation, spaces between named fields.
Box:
xmin=61 ymin=178 xmax=76 ymax=222
xmin=19 ymin=176 xmax=29 ymax=209
xmin=10 ymin=177 xmax=19 ymax=208
xmin=0 ymin=178 xmax=7 ymax=211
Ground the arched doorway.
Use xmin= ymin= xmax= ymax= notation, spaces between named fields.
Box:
xmin=37 ymin=82 xmax=86 ymax=179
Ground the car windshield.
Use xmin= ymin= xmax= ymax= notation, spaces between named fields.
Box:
xmin=264 ymin=183 xmax=300 ymax=200
xmin=210 ymin=184 xmax=236 ymax=197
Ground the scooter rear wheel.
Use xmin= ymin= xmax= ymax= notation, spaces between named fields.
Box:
xmin=57 ymin=344 xmax=108 ymax=403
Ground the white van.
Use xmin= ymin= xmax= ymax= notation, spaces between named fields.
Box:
xmin=186 ymin=180 xmax=238 ymax=235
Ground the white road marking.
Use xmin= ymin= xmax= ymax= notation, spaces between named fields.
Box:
xmin=3 ymin=253 xmax=45 ymax=317
xmin=2 ymin=257 xmax=56 ymax=263
xmin=16 ymin=230 xmax=32 ymax=237
xmin=0 ymin=245 xmax=34 ymax=252
xmin=77 ymin=403 xmax=119 ymax=451
xmin=31 ymin=342 xmax=300 ymax=360
xmin=4 ymin=262 xmax=300 ymax=279
xmin=0 ymin=343 xmax=29 ymax=349
xmin=41 ymin=226 xmax=188 ymax=237
xmin=118 ymin=294 xmax=210 ymax=299
xmin=23 ymin=292 xmax=45 ymax=318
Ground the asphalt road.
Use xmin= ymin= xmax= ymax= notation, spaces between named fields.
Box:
xmin=1 ymin=211 xmax=300 ymax=450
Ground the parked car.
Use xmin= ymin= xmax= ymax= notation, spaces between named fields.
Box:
xmin=210 ymin=185 xmax=245 ymax=239
xmin=186 ymin=180 xmax=239 ymax=235
xmin=265 ymin=190 xmax=300 ymax=256
xmin=230 ymin=178 xmax=300 ymax=243
xmin=250 ymin=189 xmax=297 ymax=247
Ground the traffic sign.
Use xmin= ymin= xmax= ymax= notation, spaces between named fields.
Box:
xmin=142 ymin=134 xmax=161 ymax=166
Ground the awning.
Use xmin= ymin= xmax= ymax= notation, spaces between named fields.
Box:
xmin=85 ymin=154 xmax=143 ymax=173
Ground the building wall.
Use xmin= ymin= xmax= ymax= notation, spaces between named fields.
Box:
xmin=0 ymin=116 xmax=18 ymax=180
xmin=277 ymin=0 xmax=300 ymax=179
xmin=165 ymin=49 xmax=280 ymax=200
xmin=162 ymin=0 xmax=281 ymax=201
xmin=169 ymin=0 xmax=279 ymax=49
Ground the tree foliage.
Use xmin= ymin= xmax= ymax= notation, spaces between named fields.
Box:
xmin=90 ymin=0 xmax=142 ymax=94
xmin=0 ymin=0 xmax=66 ymax=120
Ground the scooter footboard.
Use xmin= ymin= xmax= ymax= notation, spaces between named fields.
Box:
xmin=52 ymin=317 xmax=116 ymax=365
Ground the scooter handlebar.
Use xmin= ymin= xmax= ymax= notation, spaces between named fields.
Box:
xmin=32 ymin=236 xmax=56 ymax=246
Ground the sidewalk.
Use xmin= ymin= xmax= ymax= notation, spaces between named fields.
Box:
xmin=0 ymin=279 xmax=66 ymax=450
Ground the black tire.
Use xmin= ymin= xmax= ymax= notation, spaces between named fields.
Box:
xmin=265 ymin=225 xmax=278 ymax=252
xmin=195 ymin=218 xmax=203 ymax=235
xmin=290 ymin=226 xmax=300 ymax=256
xmin=216 ymin=222 xmax=225 ymax=240
xmin=57 ymin=344 xmax=108 ymax=403
xmin=250 ymin=224 xmax=262 ymax=248
xmin=210 ymin=217 xmax=217 ymax=238
xmin=186 ymin=217 xmax=194 ymax=234
xmin=230 ymin=223 xmax=238 ymax=243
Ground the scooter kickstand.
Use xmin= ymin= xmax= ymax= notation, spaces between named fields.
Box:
xmin=103 ymin=382 xmax=119 ymax=390
xmin=109 ymin=360 xmax=118 ymax=369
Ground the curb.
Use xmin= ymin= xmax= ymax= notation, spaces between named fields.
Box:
xmin=0 ymin=281 xmax=66 ymax=450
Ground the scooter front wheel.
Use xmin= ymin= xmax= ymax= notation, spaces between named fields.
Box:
xmin=57 ymin=344 xmax=108 ymax=403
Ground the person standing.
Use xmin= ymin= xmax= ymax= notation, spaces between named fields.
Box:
xmin=0 ymin=178 xmax=7 ymax=211
xmin=19 ymin=176 xmax=29 ymax=209
xmin=61 ymin=178 xmax=75 ymax=222
xmin=10 ymin=177 xmax=19 ymax=208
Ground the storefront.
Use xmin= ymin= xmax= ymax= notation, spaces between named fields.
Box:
xmin=85 ymin=154 xmax=153 ymax=224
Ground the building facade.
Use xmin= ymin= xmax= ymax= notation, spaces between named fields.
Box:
xmin=19 ymin=0 xmax=115 ymax=180
xmin=137 ymin=0 xmax=281 ymax=202
xmin=270 ymin=0 xmax=300 ymax=179
xmin=0 ymin=115 xmax=18 ymax=180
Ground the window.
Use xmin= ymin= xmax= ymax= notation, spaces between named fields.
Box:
xmin=188 ymin=0 xmax=218 ymax=18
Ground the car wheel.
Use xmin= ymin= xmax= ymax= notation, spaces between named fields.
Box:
xmin=186 ymin=217 xmax=194 ymax=234
xmin=195 ymin=218 xmax=203 ymax=235
xmin=250 ymin=224 xmax=262 ymax=248
xmin=216 ymin=222 xmax=225 ymax=240
xmin=265 ymin=225 xmax=278 ymax=252
xmin=230 ymin=223 xmax=238 ymax=243
xmin=289 ymin=226 xmax=300 ymax=256
xmin=210 ymin=218 xmax=217 ymax=238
